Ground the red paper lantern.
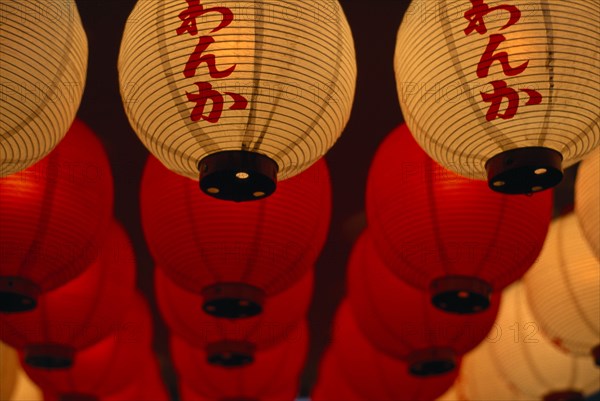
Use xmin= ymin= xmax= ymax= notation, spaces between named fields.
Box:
xmin=348 ymin=232 xmax=499 ymax=376
xmin=179 ymin=383 xmax=293 ymax=401
xmin=155 ymin=266 xmax=312 ymax=367
xmin=366 ymin=124 xmax=552 ymax=313
xmin=0 ymin=222 xmax=136 ymax=369
xmin=22 ymin=293 xmax=152 ymax=398
xmin=171 ymin=321 xmax=308 ymax=400
xmin=0 ymin=119 xmax=113 ymax=312
xmin=141 ymin=155 xmax=330 ymax=318
xmin=311 ymin=351 xmax=363 ymax=401
xmin=330 ymin=300 xmax=457 ymax=398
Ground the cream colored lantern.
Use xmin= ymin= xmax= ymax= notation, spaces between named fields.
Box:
xmin=394 ymin=0 xmax=600 ymax=194
xmin=0 ymin=341 xmax=18 ymax=400
xmin=575 ymin=148 xmax=600 ymax=258
xmin=0 ymin=0 xmax=88 ymax=177
xmin=118 ymin=0 xmax=356 ymax=201
xmin=524 ymin=214 xmax=600 ymax=365
xmin=484 ymin=283 xmax=599 ymax=400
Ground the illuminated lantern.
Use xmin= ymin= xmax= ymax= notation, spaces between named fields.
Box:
xmin=366 ymin=124 xmax=552 ymax=313
xmin=348 ymin=233 xmax=498 ymax=376
xmin=0 ymin=0 xmax=88 ymax=177
xmin=1 ymin=341 xmax=18 ymax=400
xmin=118 ymin=0 xmax=356 ymax=201
xmin=22 ymin=294 xmax=152 ymax=398
xmin=155 ymin=266 xmax=312 ymax=367
xmin=311 ymin=351 xmax=363 ymax=401
xmin=575 ymin=148 xmax=600 ymax=258
xmin=141 ymin=155 xmax=330 ymax=318
xmin=523 ymin=214 xmax=600 ymax=365
xmin=0 ymin=120 xmax=113 ymax=312
xmin=10 ymin=367 xmax=42 ymax=401
xmin=485 ymin=282 xmax=599 ymax=400
xmin=0 ymin=222 xmax=136 ymax=369
xmin=171 ymin=321 xmax=307 ymax=400
xmin=394 ymin=0 xmax=600 ymax=194
xmin=179 ymin=384 xmax=292 ymax=401
xmin=330 ymin=301 xmax=457 ymax=399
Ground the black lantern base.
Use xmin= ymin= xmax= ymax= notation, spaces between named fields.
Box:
xmin=202 ymin=283 xmax=265 ymax=318
xmin=0 ymin=277 xmax=40 ymax=313
xmin=485 ymin=147 xmax=563 ymax=195
xmin=407 ymin=347 xmax=457 ymax=377
xmin=592 ymin=344 xmax=600 ymax=367
xmin=543 ymin=391 xmax=584 ymax=401
xmin=198 ymin=151 xmax=279 ymax=202
xmin=25 ymin=344 xmax=75 ymax=369
xmin=60 ymin=394 xmax=99 ymax=401
xmin=206 ymin=340 xmax=256 ymax=368
xmin=430 ymin=276 xmax=492 ymax=314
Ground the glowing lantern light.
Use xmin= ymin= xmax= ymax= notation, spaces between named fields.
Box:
xmin=348 ymin=233 xmax=498 ymax=376
xmin=0 ymin=120 xmax=113 ymax=312
xmin=155 ymin=267 xmax=312 ymax=367
xmin=366 ymin=124 xmax=552 ymax=313
xmin=575 ymin=148 xmax=600 ymax=258
xmin=0 ymin=0 xmax=88 ymax=177
xmin=141 ymin=155 xmax=330 ymax=318
xmin=1 ymin=341 xmax=18 ymax=400
xmin=394 ymin=0 xmax=600 ymax=194
xmin=118 ymin=0 xmax=356 ymax=201
xmin=524 ymin=214 xmax=600 ymax=365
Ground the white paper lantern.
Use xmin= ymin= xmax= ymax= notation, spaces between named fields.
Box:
xmin=0 ymin=0 xmax=88 ymax=177
xmin=575 ymin=147 xmax=600 ymax=258
xmin=524 ymin=214 xmax=600 ymax=365
xmin=394 ymin=0 xmax=600 ymax=194
xmin=483 ymin=283 xmax=599 ymax=400
xmin=118 ymin=0 xmax=356 ymax=201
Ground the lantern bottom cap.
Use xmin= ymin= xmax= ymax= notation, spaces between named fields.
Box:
xmin=25 ymin=344 xmax=75 ymax=369
xmin=485 ymin=147 xmax=563 ymax=195
xmin=430 ymin=276 xmax=492 ymax=314
xmin=198 ymin=150 xmax=279 ymax=202
xmin=60 ymin=394 xmax=99 ymax=401
xmin=592 ymin=344 xmax=600 ymax=367
xmin=543 ymin=391 xmax=584 ymax=401
xmin=202 ymin=283 xmax=265 ymax=318
xmin=407 ymin=347 xmax=457 ymax=376
xmin=0 ymin=277 xmax=40 ymax=313
xmin=206 ymin=340 xmax=256 ymax=368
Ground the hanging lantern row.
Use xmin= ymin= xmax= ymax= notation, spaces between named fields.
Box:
xmin=118 ymin=0 xmax=357 ymax=202
xmin=523 ymin=214 xmax=600 ymax=365
xmin=366 ymin=124 xmax=552 ymax=314
xmin=394 ymin=0 xmax=600 ymax=195
xmin=0 ymin=0 xmax=88 ymax=178
xmin=347 ymin=232 xmax=499 ymax=376
xmin=0 ymin=120 xmax=114 ymax=313
xmin=575 ymin=147 xmax=600 ymax=259
xmin=142 ymin=155 xmax=330 ymax=319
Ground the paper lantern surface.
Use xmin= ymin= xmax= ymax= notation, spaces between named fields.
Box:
xmin=1 ymin=0 xmax=88 ymax=177
xmin=366 ymin=124 xmax=552 ymax=313
xmin=524 ymin=214 xmax=600 ymax=363
xmin=311 ymin=351 xmax=364 ymax=401
xmin=394 ymin=0 xmax=600 ymax=194
xmin=0 ymin=120 xmax=113 ymax=312
xmin=0 ymin=222 xmax=136 ymax=369
xmin=118 ymin=0 xmax=356 ymax=192
xmin=575 ymin=147 xmax=600 ymax=258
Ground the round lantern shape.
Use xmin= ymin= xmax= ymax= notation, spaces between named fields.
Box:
xmin=575 ymin=147 xmax=600 ymax=258
xmin=348 ymin=233 xmax=498 ymax=376
xmin=330 ymin=301 xmax=457 ymax=399
xmin=485 ymin=282 xmax=599 ymax=400
xmin=523 ymin=214 xmax=600 ymax=365
xmin=141 ymin=155 xmax=330 ymax=318
xmin=366 ymin=124 xmax=552 ymax=313
xmin=311 ymin=351 xmax=363 ymax=401
xmin=394 ymin=0 xmax=600 ymax=194
xmin=0 ymin=222 xmax=136 ymax=369
xmin=155 ymin=266 xmax=312 ymax=367
xmin=22 ymin=294 xmax=152 ymax=398
xmin=0 ymin=119 xmax=113 ymax=312
xmin=171 ymin=321 xmax=307 ymax=401
xmin=1 ymin=0 xmax=88 ymax=177
xmin=1 ymin=341 xmax=18 ymax=400
xmin=118 ymin=0 xmax=356 ymax=202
